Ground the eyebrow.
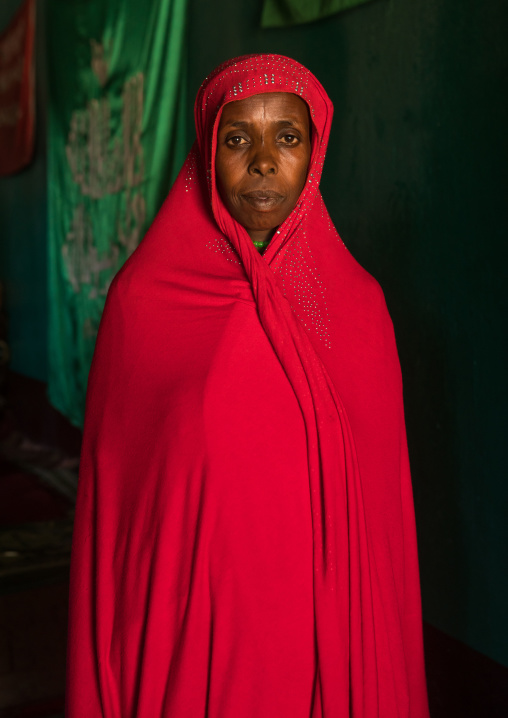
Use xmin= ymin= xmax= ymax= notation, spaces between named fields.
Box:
xmin=223 ymin=119 xmax=301 ymax=128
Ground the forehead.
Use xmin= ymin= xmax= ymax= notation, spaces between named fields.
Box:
xmin=219 ymin=92 xmax=310 ymax=127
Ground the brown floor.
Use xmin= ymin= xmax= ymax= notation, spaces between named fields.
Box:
xmin=424 ymin=622 xmax=508 ymax=718
xmin=0 ymin=372 xmax=76 ymax=715
xmin=0 ymin=584 xmax=67 ymax=716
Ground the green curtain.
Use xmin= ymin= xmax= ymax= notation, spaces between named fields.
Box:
xmin=261 ymin=0 xmax=375 ymax=27
xmin=47 ymin=0 xmax=188 ymax=427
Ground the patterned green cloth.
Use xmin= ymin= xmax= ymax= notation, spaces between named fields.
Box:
xmin=47 ymin=0 xmax=188 ymax=426
xmin=261 ymin=0 xmax=375 ymax=27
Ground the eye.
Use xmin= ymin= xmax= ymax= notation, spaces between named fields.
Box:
xmin=279 ymin=133 xmax=300 ymax=146
xmin=225 ymin=135 xmax=249 ymax=147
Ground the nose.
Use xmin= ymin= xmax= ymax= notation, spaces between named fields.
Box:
xmin=248 ymin=142 xmax=277 ymax=177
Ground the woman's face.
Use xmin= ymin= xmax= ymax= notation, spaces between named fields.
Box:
xmin=215 ymin=92 xmax=311 ymax=245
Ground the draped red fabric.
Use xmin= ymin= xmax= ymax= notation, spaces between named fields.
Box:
xmin=67 ymin=54 xmax=430 ymax=718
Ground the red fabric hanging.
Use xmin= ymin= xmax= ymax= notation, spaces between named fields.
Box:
xmin=0 ymin=0 xmax=36 ymax=176
xmin=67 ymin=54 xmax=430 ymax=717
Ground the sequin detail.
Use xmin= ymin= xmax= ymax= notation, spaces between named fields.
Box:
xmin=318 ymin=194 xmax=346 ymax=248
xmin=183 ymin=150 xmax=198 ymax=192
xmin=199 ymin=54 xmax=316 ymax=119
xmin=276 ymin=225 xmax=331 ymax=348
xmin=206 ymin=236 xmax=241 ymax=265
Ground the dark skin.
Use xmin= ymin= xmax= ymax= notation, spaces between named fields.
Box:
xmin=215 ymin=92 xmax=312 ymax=246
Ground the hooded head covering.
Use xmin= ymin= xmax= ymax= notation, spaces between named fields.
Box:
xmin=67 ymin=54 xmax=429 ymax=718
xmin=195 ymin=55 xmax=332 ymax=263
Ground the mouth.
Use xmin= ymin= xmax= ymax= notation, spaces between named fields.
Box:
xmin=241 ymin=189 xmax=284 ymax=211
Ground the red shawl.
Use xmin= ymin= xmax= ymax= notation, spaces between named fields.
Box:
xmin=67 ymin=55 xmax=429 ymax=718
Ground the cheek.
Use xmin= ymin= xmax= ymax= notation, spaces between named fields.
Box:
xmin=216 ymin=158 xmax=243 ymax=206
xmin=297 ymin=154 xmax=311 ymax=190
xmin=284 ymin=153 xmax=310 ymax=198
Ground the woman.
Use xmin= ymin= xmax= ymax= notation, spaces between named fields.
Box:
xmin=67 ymin=54 xmax=429 ymax=717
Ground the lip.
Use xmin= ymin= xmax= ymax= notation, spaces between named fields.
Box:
xmin=241 ymin=189 xmax=284 ymax=211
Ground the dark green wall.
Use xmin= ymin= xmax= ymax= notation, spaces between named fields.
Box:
xmin=0 ymin=0 xmax=506 ymax=668
xmin=188 ymin=0 xmax=508 ymax=665
xmin=0 ymin=0 xmax=48 ymax=382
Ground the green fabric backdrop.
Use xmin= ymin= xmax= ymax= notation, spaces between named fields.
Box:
xmin=47 ymin=0 xmax=188 ymax=426
xmin=261 ymin=0 xmax=375 ymax=27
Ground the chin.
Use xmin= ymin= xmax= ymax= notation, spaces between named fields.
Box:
xmin=244 ymin=213 xmax=285 ymax=233
xmin=249 ymin=222 xmax=278 ymax=232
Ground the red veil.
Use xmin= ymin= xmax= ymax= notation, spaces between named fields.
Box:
xmin=67 ymin=55 xmax=429 ymax=718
